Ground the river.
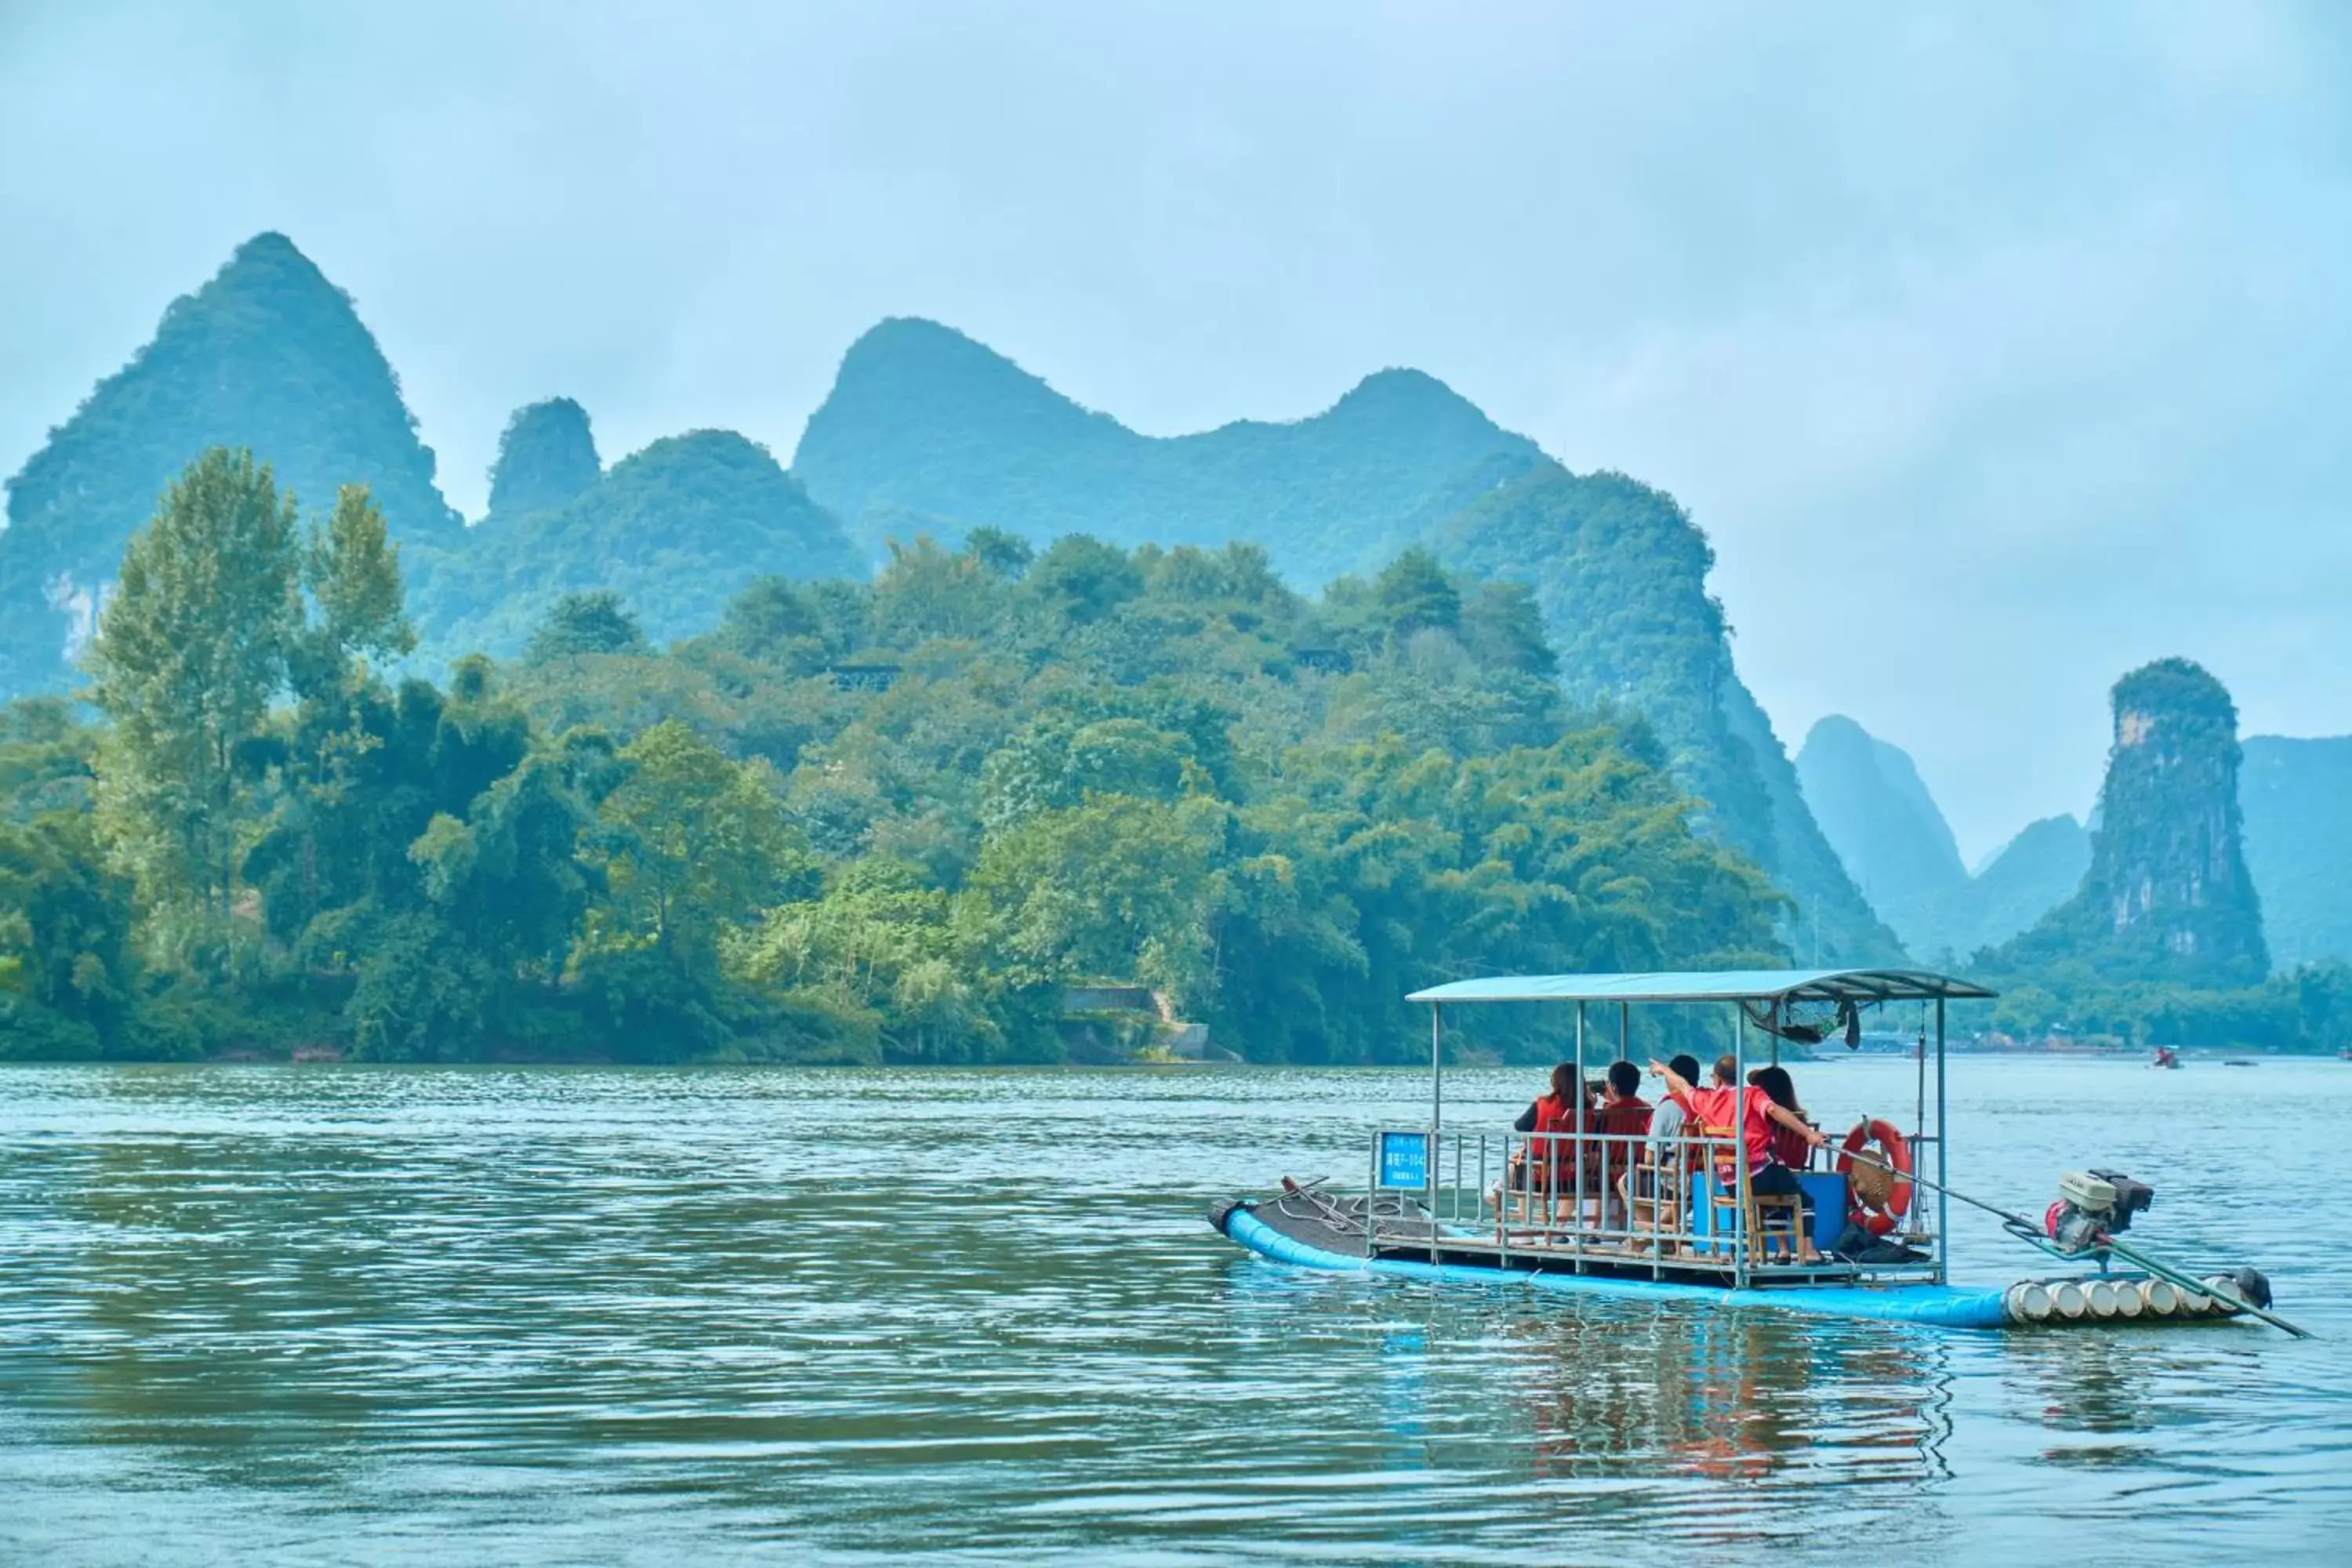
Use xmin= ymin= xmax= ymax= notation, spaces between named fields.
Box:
xmin=2 ymin=1057 xmax=2347 ymax=1564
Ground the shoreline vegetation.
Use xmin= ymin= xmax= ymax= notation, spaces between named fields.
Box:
xmin=5 ymin=448 xmax=2348 ymax=1067
xmin=4 ymin=448 xmax=1790 ymax=1068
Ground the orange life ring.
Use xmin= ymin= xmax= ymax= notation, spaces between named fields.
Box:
xmin=1836 ymin=1119 xmax=1913 ymax=1236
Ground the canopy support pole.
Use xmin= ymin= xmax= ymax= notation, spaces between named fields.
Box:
xmin=1429 ymin=1003 xmax=1442 ymax=1266
xmin=1574 ymin=1002 xmax=1587 ymax=1270
xmin=1935 ymin=998 xmax=1948 ymax=1284
xmin=1429 ymin=1003 xmax=1442 ymax=1137
xmin=1733 ymin=1004 xmax=1749 ymax=1290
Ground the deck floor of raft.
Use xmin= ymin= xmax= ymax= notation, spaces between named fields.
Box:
xmin=1240 ymin=1191 xmax=1937 ymax=1291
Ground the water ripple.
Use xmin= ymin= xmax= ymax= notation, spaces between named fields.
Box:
xmin=1 ymin=1060 xmax=2348 ymax=1563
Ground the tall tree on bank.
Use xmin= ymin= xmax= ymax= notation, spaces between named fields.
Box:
xmin=87 ymin=448 xmax=302 ymax=931
xmin=302 ymin=483 xmax=416 ymax=681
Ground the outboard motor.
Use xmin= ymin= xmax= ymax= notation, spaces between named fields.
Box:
xmin=2044 ymin=1169 xmax=2155 ymax=1254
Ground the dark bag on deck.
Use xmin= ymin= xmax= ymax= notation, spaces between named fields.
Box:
xmin=1833 ymin=1221 xmax=1928 ymax=1265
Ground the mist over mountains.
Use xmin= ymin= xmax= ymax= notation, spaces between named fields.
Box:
xmin=2 ymin=230 xmax=2341 ymax=982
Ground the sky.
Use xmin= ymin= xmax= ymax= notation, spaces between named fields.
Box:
xmin=2 ymin=2 xmax=2347 ymax=861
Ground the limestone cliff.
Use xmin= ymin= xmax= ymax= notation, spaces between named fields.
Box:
xmin=1985 ymin=659 xmax=2267 ymax=985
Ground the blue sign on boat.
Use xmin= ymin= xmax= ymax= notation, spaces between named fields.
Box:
xmin=1377 ymin=1131 xmax=1430 ymax=1189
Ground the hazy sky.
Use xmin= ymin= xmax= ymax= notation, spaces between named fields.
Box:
xmin=3 ymin=2 xmax=2346 ymax=859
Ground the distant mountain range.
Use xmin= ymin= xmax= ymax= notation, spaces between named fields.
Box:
xmin=792 ymin=317 xmax=1548 ymax=583
xmin=23 ymin=231 xmax=2341 ymax=972
xmin=1798 ymin=707 xmax=2347 ymax=971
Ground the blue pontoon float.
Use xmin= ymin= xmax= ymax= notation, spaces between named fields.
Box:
xmin=1211 ymin=968 xmax=2291 ymax=1332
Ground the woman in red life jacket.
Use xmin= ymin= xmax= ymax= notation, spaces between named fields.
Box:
xmin=1647 ymin=1056 xmax=1830 ymax=1262
xmin=1507 ymin=1063 xmax=1590 ymax=1218
xmin=1750 ymin=1065 xmax=1815 ymax=1171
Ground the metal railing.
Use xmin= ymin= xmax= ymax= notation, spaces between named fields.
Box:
xmin=1367 ymin=1126 xmax=1942 ymax=1284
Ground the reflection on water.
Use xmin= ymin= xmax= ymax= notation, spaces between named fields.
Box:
xmin=2 ymin=1060 xmax=2350 ymax=1563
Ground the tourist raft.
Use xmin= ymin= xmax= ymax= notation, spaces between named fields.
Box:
xmin=1210 ymin=969 xmax=2305 ymax=1335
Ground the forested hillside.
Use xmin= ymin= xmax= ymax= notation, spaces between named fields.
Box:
xmin=1436 ymin=466 xmax=1902 ymax=964
xmin=408 ymin=423 xmax=862 ymax=661
xmin=0 ymin=233 xmax=460 ymax=695
xmin=0 ymin=250 xmax=1905 ymax=979
xmin=792 ymin=325 xmax=1900 ymax=958
xmin=791 ymin=317 xmax=1548 ymax=579
xmin=0 ymin=448 xmax=1788 ymax=1065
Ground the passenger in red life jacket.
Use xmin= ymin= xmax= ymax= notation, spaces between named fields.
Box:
xmin=1749 ymin=1065 xmax=1816 ymax=1172
xmin=1506 ymin=1063 xmax=1590 ymax=1218
xmin=1648 ymin=1055 xmax=1831 ymax=1262
xmin=1592 ymin=1060 xmax=1652 ymax=1231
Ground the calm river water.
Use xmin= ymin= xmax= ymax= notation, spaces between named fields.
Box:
xmin=2 ymin=1057 xmax=2348 ymax=1564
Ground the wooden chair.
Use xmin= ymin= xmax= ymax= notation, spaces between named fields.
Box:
xmin=1693 ymin=1126 xmax=1806 ymax=1263
xmin=1750 ymin=1192 xmax=1806 ymax=1261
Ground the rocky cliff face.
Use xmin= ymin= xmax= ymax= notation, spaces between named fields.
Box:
xmin=0 ymin=233 xmax=459 ymax=695
xmin=1987 ymin=658 xmax=2268 ymax=985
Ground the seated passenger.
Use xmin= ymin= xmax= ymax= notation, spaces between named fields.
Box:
xmin=1748 ymin=1064 xmax=1823 ymax=1257
xmin=1643 ymin=1053 xmax=1702 ymax=1178
xmin=1622 ymin=1053 xmax=1703 ymax=1246
xmin=1504 ymin=1064 xmax=1588 ymax=1218
xmin=1647 ymin=1056 xmax=1830 ymax=1262
xmin=1591 ymin=1060 xmax=1651 ymax=1230
xmin=1748 ymin=1065 xmax=1817 ymax=1171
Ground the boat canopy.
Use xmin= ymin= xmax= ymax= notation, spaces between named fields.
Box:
xmin=1404 ymin=967 xmax=1996 ymax=1007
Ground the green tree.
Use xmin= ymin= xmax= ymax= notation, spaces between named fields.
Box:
xmin=0 ymin=697 xmax=100 ymax=822
xmin=1028 ymin=534 xmax=1144 ymax=622
xmin=964 ymin=526 xmax=1034 ymax=580
xmin=588 ymin=720 xmax=802 ymax=975
xmin=303 ymin=483 xmax=416 ymax=677
xmin=86 ymin=448 xmax=302 ymax=929
xmin=0 ymin=813 xmax=140 ymax=1058
xmin=966 ymin=793 xmax=1226 ymax=1006
xmin=525 ymin=591 xmax=648 ymax=664
xmin=1373 ymin=546 xmax=1461 ymax=641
